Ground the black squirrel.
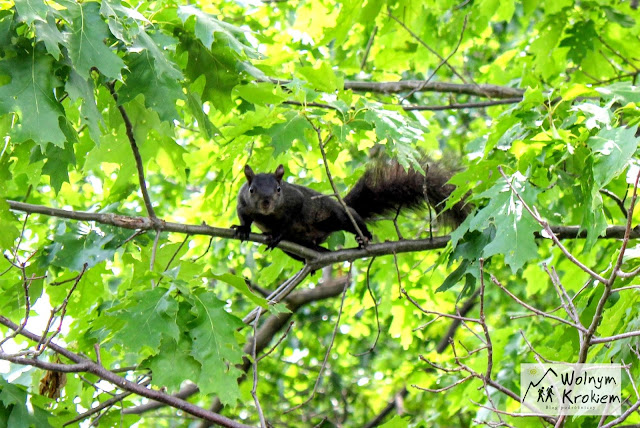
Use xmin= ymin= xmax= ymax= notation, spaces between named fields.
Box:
xmin=232 ymin=161 xmax=469 ymax=260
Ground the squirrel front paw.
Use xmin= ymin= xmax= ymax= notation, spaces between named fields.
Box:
xmin=231 ymin=224 xmax=251 ymax=241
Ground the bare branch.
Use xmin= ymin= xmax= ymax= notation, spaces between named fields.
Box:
xmin=63 ymin=379 xmax=152 ymax=427
xmin=284 ymin=97 xmax=523 ymax=112
xmin=579 ymin=168 xmax=640 ymax=363
xmin=386 ymin=11 xmax=469 ymax=85
xmin=262 ymin=77 xmax=525 ymax=99
xmin=490 ymin=274 xmax=588 ymax=332
xmin=403 ymin=14 xmax=469 ymax=100
xmin=353 ymin=257 xmax=381 ymax=356
xmin=590 ymin=330 xmax=640 ymax=344
xmin=6 ymin=201 xmax=639 ymax=270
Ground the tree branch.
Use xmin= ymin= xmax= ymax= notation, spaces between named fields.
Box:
xmin=6 ymin=200 xmax=639 ymax=269
xmin=106 ymin=81 xmax=157 ymax=222
xmin=283 ymin=97 xmax=523 ymax=112
xmin=263 ymin=77 xmax=524 ymax=99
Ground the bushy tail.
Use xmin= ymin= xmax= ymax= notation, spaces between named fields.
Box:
xmin=344 ymin=161 xmax=470 ymax=226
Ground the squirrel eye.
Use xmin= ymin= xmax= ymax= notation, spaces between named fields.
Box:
xmin=249 ymin=186 xmax=255 ymax=194
xmin=276 ymin=186 xmax=281 ymax=193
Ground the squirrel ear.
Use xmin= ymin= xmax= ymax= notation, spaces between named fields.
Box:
xmin=274 ymin=164 xmax=285 ymax=182
xmin=244 ymin=165 xmax=255 ymax=183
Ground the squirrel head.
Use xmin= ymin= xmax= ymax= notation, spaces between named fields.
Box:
xmin=243 ymin=164 xmax=285 ymax=214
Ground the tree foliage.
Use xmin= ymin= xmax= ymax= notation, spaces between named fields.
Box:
xmin=0 ymin=0 xmax=639 ymax=427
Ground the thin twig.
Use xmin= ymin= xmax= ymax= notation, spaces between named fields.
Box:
xmin=106 ymin=80 xmax=157 ymax=221
xmin=150 ymin=230 xmax=161 ymax=288
xmin=412 ymin=375 xmax=473 ymax=393
xmin=403 ymin=14 xmax=469 ymax=100
xmin=360 ymin=25 xmax=378 ymax=70
xmin=242 ymin=265 xmax=313 ymax=324
xmin=0 ymin=272 xmax=34 ymax=348
xmin=12 ymin=213 xmax=30 ymax=264
xmin=36 ymin=263 xmax=89 ymax=355
xmin=490 ymin=274 xmax=587 ymax=332
xmin=387 ymin=11 xmax=468 ymax=84
xmin=251 ymin=309 xmax=267 ymax=428
xmin=307 ymin=119 xmax=368 ymax=245
xmin=285 ymin=264 xmax=352 ymax=413
xmin=600 ymin=188 xmax=628 ymax=219
xmin=353 ymin=257 xmax=381 ymax=356
xmin=257 ymin=321 xmax=294 ymax=362
xmin=598 ymin=36 xmax=640 ymax=72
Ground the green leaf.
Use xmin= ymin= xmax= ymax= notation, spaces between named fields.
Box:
xmin=602 ymin=6 xmax=635 ymax=28
xmin=588 ymin=127 xmax=639 ymax=188
xmin=187 ymin=292 xmax=244 ymax=405
xmin=471 ymin=174 xmax=541 ymax=272
xmin=571 ymin=103 xmax=611 ymax=130
xmin=30 ymin=139 xmax=75 ymax=193
xmin=379 ymin=415 xmax=410 ymax=428
xmin=107 ymin=287 xmax=180 ymax=352
xmin=211 ymin=273 xmax=268 ymax=307
xmin=559 ymin=20 xmax=597 ymax=64
xmin=186 ymin=90 xmax=219 ymax=138
xmin=144 ymin=337 xmax=200 ymax=391
xmin=0 ymin=200 xmax=19 ymax=251
xmin=14 ymin=0 xmax=48 ymax=25
xmin=65 ymin=70 xmax=103 ymax=145
xmin=119 ymin=50 xmax=185 ymax=123
xmin=181 ymin=38 xmax=243 ymax=113
xmin=597 ymin=82 xmax=640 ymax=104
xmin=265 ymin=111 xmax=313 ymax=156
xmin=116 ymin=29 xmax=184 ymax=121
xmin=0 ymin=54 xmax=65 ymax=147
xmin=39 ymin=223 xmax=128 ymax=271
xmin=297 ymin=62 xmax=343 ymax=93
xmin=234 ymin=82 xmax=287 ymax=105
xmin=362 ymin=105 xmax=424 ymax=170
xmin=34 ymin=14 xmax=65 ymax=59
xmin=100 ymin=0 xmax=150 ymax=43
xmin=64 ymin=2 xmax=125 ymax=79
xmin=177 ymin=5 xmax=258 ymax=58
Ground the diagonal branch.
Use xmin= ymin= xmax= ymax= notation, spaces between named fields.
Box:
xmin=106 ymin=81 xmax=157 ymax=222
xmin=0 ymin=316 xmax=252 ymax=428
